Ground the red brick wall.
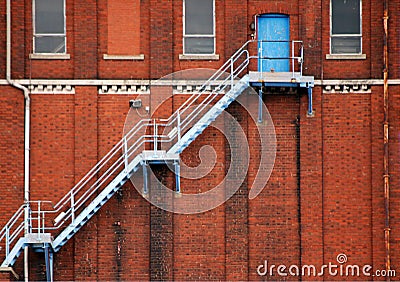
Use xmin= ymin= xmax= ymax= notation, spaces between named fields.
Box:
xmin=98 ymin=0 xmax=149 ymax=79
xmin=322 ymin=93 xmax=372 ymax=280
xmin=14 ymin=0 xmax=391 ymax=80
xmin=387 ymin=85 xmax=400 ymax=274
xmin=1 ymin=85 xmax=399 ymax=281
xmin=1 ymin=0 xmax=400 ymax=281
xmin=0 ymin=87 xmax=25 ymax=259
xmin=107 ymin=0 xmax=140 ymax=55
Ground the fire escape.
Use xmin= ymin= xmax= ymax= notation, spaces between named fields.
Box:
xmin=0 ymin=40 xmax=313 ymax=281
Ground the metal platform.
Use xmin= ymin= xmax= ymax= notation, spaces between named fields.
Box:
xmin=248 ymin=71 xmax=314 ymax=88
xmin=248 ymin=71 xmax=315 ymax=117
xmin=141 ymin=150 xmax=179 ymax=164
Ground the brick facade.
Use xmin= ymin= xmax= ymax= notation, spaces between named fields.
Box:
xmin=0 ymin=0 xmax=399 ymax=281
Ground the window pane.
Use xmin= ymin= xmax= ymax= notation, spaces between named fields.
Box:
xmin=332 ymin=0 xmax=360 ymax=34
xmin=35 ymin=0 xmax=64 ymax=34
xmin=35 ymin=36 xmax=66 ymax=53
xmin=185 ymin=0 xmax=213 ymax=35
xmin=184 ymin=37 xmax=214 ymax=54
xmin=331 ymin=37 xmax=361 ymax=54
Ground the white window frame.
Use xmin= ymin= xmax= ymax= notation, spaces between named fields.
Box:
xmin=329 ymin=0 xmax=362 ymax=55
xmin=32 ymin=0 xmax=67 ymax=55
xmin=183 ymin=0 xmax=216 ymax=55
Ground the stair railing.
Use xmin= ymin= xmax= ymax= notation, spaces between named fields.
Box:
xmin=258 ymin=40 xmax=304 ymax=77
xmin=0 ymin=40 xmax=305 ymax=262
xmin=0 ymin=205 xmax=26 ymax=260
xmin=27 ymin=40 xmax=254 ymax=233
xmin=154 ymin=40 xmax=254 ymax=151
xmin=0 ymin=40 xmax=254 ymax=259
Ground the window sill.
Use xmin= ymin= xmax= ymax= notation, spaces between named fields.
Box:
xmin=326 ymin=54 xmax=366 ymax=60
xmin=103 ymin=54 xmax=145 ymax=60
xmin=179 ymin=54 xmax=220 ymax=61
xmin=29 ymin=54 xmax=71 ymax=60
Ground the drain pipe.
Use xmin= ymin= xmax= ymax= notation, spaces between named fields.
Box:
xmin=382 ymin=0 xmax=391 ymax=279
xmin=6 ymin=0 xmax=31 ymax=281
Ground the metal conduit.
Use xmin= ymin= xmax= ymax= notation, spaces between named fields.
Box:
xmin=383 ymin=0 xmax=391 ymax=279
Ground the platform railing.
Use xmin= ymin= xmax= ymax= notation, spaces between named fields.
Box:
xmin=257 ymin=40 xmax=304 ymax=77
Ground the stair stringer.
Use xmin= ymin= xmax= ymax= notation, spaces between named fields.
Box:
xmin=51 ymin=154 xmax=142 ymax=252
xmin=53 ymin=76 xmax=250 ymax=251
xmin=0 ymin=237 xmax=26 ymax=267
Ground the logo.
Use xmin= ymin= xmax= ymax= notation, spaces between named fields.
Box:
xmin=257 ymin=253 xmax=396 ymax=278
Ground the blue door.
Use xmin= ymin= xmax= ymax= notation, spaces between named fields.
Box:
xmin=257 ymin=14 xmax=290 ymax=72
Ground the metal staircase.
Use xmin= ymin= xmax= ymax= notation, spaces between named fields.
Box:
xmin=0 ymin=39 xmax=313 ymax=279
xmin=0 ymin=40 xmax=253 ymax=272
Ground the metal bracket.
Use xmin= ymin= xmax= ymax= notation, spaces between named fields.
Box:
xmin=258 ymin=88 xmax=263 ymax=123
xmin=307 ymin=87 xmax=315 ymax=117
xmin=174 ymin=160 xmax=181 ymax=194
xmin=142 ymin=161 xmax=149 ymax=195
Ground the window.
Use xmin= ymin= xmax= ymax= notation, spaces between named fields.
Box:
xmin=33 ymin=0 xmax=66 ymax=54
xmin=330 ymin=0 xmax=361 ymax=54
xmin=183 ymin=0 xmax=215 ymax=55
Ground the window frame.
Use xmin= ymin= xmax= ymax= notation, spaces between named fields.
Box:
xmin=32 ymin=0 xmax=67 ymax=55
xmin=183 ymin=0 xmax=216 ymax=56
xmin=329 ymin=0 xmax=362 ymax=55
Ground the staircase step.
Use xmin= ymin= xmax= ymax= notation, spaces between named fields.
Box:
xmin=52 ymin=155 xmax=142 ymax=251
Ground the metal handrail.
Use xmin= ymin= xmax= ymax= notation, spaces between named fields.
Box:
xmin=0 ymin=40 xmax=305 ymax=262
xmin=258 ymin=40 xmax=303 ymax=77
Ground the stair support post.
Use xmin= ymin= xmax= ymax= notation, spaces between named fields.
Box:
xmin=307 ymin=86 xmax=314 ymax=117
xmin=143 ymin=161 xmax=149 ymax=195
xmin=44 ymin=243 xmax=53 ymax=282
xmin=258 ymin=88 xmax=263 ymax=123
xmin=174 ymin=160 xmax=181 ymax=193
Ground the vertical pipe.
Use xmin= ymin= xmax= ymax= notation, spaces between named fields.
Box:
xmin=6 ymin=0 xmax=31 ymax=280
xmin=383 ymin=0 xmax=391 ymax=279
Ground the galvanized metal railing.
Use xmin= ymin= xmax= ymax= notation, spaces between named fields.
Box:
xmin=257 ymin=40 xmax=304 ymax=77
xmin=0 ymin=39 xmax=305 ymax=263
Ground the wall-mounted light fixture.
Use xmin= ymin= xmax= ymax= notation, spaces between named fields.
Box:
xmin=249 ymin=21 xmax=255 ymax=32
xmin=129 ymin=99 xmax=142 ymax=108
xmin=249 ymin=21 xmax=256 ymax=39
